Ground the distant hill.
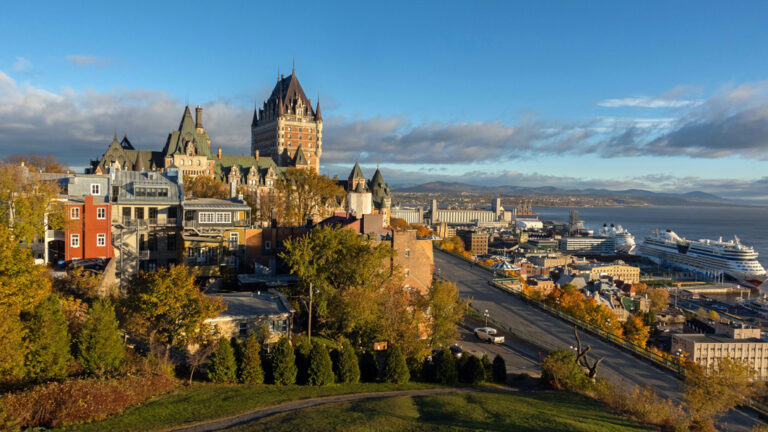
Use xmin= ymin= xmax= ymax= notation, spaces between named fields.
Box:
xmin=392 ymin=181 xmax=735 ymax=205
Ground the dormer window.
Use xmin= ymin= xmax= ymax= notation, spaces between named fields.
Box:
xmin=91 ymin=184 xmax=101 ymax=195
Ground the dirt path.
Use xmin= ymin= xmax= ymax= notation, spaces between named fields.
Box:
xmin=166 ymin=387 xmax=485 ymax=432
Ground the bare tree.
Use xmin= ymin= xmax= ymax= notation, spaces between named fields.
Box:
xmin=574 ymin=326 xmax=603 ymax=379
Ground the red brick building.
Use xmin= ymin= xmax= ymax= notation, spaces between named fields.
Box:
xmin=65 ymin=195 xmax=113 ymax=261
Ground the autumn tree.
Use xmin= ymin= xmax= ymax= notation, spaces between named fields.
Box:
xmin=0 ymin=226 xmax=52 ymax=315
xmin=76 ymin=299 xmax=126 ymax=376
xmin=183 ymin=175 xmax=229 ymax=199
xmin=429 ymin=280 xmax=466 ymax=348
xmin=274 ymin=167 xmax=344 ymax=226
xmin=0 ymin=163 xmax=65 ymax=245
xmin=684 ymin=358 xmax=757 ymax=428
xmin=53 ymin=268 xmax=102 ymax=300
xmin=281 ymin=225 xmax=396 ymax=344
xmin=380 ymin=283 xmax=430 ymax=359
xmin=410 ymin=224 xmax=431 ymax=238
xmin=5 ymin=154 xmax=68 ymax=173
xmin=389 ymin=217 xmax=410 ymax=231
xmin=122 ymin=266 xmax=224 ymax=364
xmin=622 ymin=315 xmax=650 ymax=348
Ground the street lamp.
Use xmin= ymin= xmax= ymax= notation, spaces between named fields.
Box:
xmin=484 ymin=309 xmax=490 ymax=327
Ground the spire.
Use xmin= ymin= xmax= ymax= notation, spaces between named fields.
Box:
xmin=292 ymin=57 xmax=295 ymax=76
xmin=113 ymin=129 xmax=118 ymax=142
xmin=349 ymin=161 xmax=365 ymax=180
xmin=315 ymin=97 xmax=322 ymax=121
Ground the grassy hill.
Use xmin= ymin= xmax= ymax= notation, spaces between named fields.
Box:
xmin=224 ymin=390 xmax=652 ymax=432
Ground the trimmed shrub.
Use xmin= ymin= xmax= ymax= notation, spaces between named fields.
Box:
xmin=335 ymin=339 xmax=360 ymax=384
xmin=422 ymin=356 xmax=436 ymax=383
xmin=540 ymin=350 xmax=588 ymax=391
xmin=481 ymin=354 xmax=492 ymax=381
xmin=239 ymin=333 xmax=264 ymax=384
xmin=207 ymin=337 xmax=237 ymax=383
xmin=492 ymin=354 xmax=507 ymax=383
xmin=293 ymin=337 xmax=312 ymax=385
xmin=230 ymin=336 xmax=244 ymax=370
xmin=383 ymin=346 xmax=410 ymax=384
xmin=460 ymin=355 xmax=485 ymax=384
xmin=76 ymin=299 xmax=125 ymax=376
xmin=1 ymin=373 xmax=176 ymax=428
xmin=23 ymin=293 xmax=72 ymax=382
xmin=434 ymin=350 xmax=458 ymax=385
xmin=307 ymin=341 xmax=335 ymax=386
xmin=406 ymin=356 xmax=424 ymax=382
xmin=271 ymin=336 xmax=297 ymax=385
xmin=359 ymin=351 xmax=379 ymax=382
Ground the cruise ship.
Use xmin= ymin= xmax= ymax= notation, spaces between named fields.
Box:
xmin=637 ymin=229 xmax=767 ymax=286
xmin=597 ymin=224 xmax=636 ymax=253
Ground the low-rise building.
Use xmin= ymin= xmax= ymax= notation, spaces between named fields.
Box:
xmin=389 ymin=230 xmax=434 ymax=293
xmin=182 ymin=197 xmax=251 ymax=276
xmin=672 ymin=322 xmax=768 ymax=379
xmin=527 ymin=276 xmax=555 ymax=295
xmin=457 ymin=230 xmax=489 ymax=256
xmin=572 ymin=261 xmax=640 ymax=284
xmin=206 ymin=290 xmax=294 ymax=343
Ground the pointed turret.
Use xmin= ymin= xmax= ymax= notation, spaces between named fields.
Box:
xmin=134 ymin=155 xmax=145 ymax=172
xmin=315 ymin=98 xmax=322 ymax=121
xmin=349 ymin=162 xmax=365 ymax=181
xmin=294 ymin=144 xmax=309 ymax=166
xmin=178 ymin=105 xmax=194 ymax=131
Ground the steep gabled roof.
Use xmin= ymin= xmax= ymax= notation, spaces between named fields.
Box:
xmin=161 ymin=106 xmax=212 ymax=158
xmin=293 ymin=145 xmax=309 ymax=166
xmin=121 ymin=134 xmax=135 ymax=150
xmin=267 ymin=71 xmax=314 ymax=116
xmin=349 ymin=162 xmax=365 ymax=180
xmin=214 ymin=154 xmax=284 ymax=182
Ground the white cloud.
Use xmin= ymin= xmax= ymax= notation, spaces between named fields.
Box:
xmin=597 ymin=97 xmax=702 ymax=108
xmin=65 ymin=55 xmax=113 ymax=67
xmin=12 ymin=57 xmax=33 ymax=73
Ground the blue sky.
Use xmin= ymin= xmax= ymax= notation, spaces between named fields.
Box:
xmin=2 ymin=1 xmax=768 ymax=197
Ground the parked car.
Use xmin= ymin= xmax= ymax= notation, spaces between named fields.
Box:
xmin=474 ymin=327 xmax=505 ymax=344
xmin=64 ymin=258 xmax=106 ymax=272
xmin=449 ymin=344 xmax=464 ymax=358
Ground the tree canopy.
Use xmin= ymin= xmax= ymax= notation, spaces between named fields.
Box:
xmin=122 ymin=266 xmax=223 ymax=356
xmin=273 ymin=168 xmax=344 ymax=226
xmin=183 ymin=175 xmax=229 ymax=199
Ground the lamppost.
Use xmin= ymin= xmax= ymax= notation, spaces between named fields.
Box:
xmin=484 ymin=309 xmax=490 ymax=327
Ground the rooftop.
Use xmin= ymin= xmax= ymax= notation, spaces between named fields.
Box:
xmin=206 ymin=290 xmax=294 ymax=321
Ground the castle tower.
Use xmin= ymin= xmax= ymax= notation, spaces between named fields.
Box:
xmin=251 ymin=68 xmax=322 ymax=172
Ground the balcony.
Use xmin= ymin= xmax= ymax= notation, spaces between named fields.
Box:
xmin=138 ymin=250 xmax=150 ymax=260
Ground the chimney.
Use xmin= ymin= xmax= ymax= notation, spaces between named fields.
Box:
xmin=217 ymin=147 xmax=222 ymax=159
xmin=230 ymin=181 xmax=237 ymax=198
xmin=255 ymin=150 xmax=259 ymax=161
xmin=195 ymin=106 xmax=203 ymax=131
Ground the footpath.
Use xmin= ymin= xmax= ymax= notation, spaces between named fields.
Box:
xmin=166 ymin=387 xmax=484 ymax=432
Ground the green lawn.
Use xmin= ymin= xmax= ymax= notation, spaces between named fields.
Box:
xmin=224 ymin=391 xmax=653 ymax=432
xmin=57 ymin=382 xmax=439 ymax=432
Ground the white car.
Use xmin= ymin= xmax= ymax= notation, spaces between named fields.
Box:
xmin=474 ymin=327 xmax=504 ymax=344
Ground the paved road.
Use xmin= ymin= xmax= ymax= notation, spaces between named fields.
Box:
xmin=456 ymin=326 xmax=540 ymax=376
xmin=167 ymin=388 xmax=480 ymax=432
xmin=435 ymin=250 xmax=763 ymax=432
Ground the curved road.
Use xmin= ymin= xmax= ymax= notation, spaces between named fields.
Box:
xmin=167 ymin=388 xmax=480 ymax=432
xmin=435 ymin=250 xmax=762 ymax=432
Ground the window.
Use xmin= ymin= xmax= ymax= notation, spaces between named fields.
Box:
xmin=404 ymin=248 xmax=410 ymax=257
xmin=70 ymin=207 xmax=80 ymax=219
xmin=404 ymin=268 xmax=410 ymax=277
xmin=229 ymin=232 xmax=239 ymax=250
xmin=71 ymin=234 xmax=80 ymax=248
xmin=148 ymin=207 xmax=158 ymax=223
xmin=265 ymin=240 xmax=272 ymax=251
xmin=135 ymin=207 xmax=144 ymax=219
xmin=167 ymin=233 xmax=177 ymax=251
xmin=97 ymin=233 xmax=106 ymax=247
xmin=97 ymin=207 xmax=106 ymax=220
xmin=215 ymin=212 xmax=231 ymax=223
xmin=239 ymin=322 xmax=248 ymax=337
xmin=91 ymin=184 xmax=101 ymax=195
xmin=139 ymin=234 xmax=147 ymax=251
xmin=148 ymin=234 xmax=157 ymax=251
xmin=199 ymin=212 xmax=215 ymax=223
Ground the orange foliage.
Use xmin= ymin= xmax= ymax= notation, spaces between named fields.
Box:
xmin=390 ymin=217 xmax=410 ymax=231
